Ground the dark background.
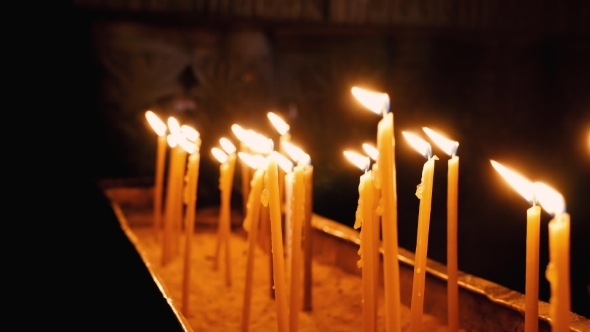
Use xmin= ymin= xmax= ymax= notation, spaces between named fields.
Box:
xmin=71 ymin=0 xmax=589 ymax=319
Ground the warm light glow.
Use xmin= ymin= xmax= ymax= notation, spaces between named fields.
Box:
xmin=403 ymin=132 xmax=431 ymax=159
xmin=344 ymin=151 xmax=370 ymax=171
xmin=282 ymin=141 xmax=306 ymax=162
xmin=167 ymin=117 xmax=181 ymax=135
xmin=490 ymin=160 xmax=534 ymax=204
xmin=351 ymin=87 xmax=389 ymax=115
xmin=533 ymin=182 xmax=566 ymax=215
xmin=180 ymin=125 xmax=200 ymax=142
xmin=167 ymin=134 xmax=177 ymax=148
xmin=273 ymin=151 xmax=293 ymax=173
xmin=267 ymin=112 xmax=290 ymax=135
xmin=238 ymin=152 xmax=265 ymax=169
xmin=423 ymin=127 xmax=458 ymax=156
xmin=219 ymin=137 xmax=236 ymax=154
xmin=145 ymin=111 xmax=167 ymax=136
xmin=362 ymin=143 xmax=379 ymax=161
xmin=212 ymin=147 xmax=228 ymax=163
xmin=178 ymin=135 xmax=196 ymax=154
xmin=244 ymin=131 xmax=273 ymax=154
xmin=231 ymin=124 xmax=248 ymax=142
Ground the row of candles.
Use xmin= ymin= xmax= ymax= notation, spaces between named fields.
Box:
xmin=145 ymin=85 xmax=571 ymax=332
xmin=145 ymin=109 xmax=314 ymax=332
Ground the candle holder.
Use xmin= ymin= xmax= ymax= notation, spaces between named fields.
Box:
xmin=100 ymin=179 xmax=590 ymax=332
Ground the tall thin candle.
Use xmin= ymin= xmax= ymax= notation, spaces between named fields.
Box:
xmin=353 ymin=87 xmax=401 ymax=332
xmin=423 ymin=128 xmax=459 ymax=332
xmin=403 ymin=131 xmax=438 ymax=332
xmin=145 ymin=111 xmax=167 ymax=241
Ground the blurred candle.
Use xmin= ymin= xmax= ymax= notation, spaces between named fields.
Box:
xmin=233 ymin=124 xmax=252 ymax=216
xmin=345 ymin=150 xmax=376 ymax=332
xmin=240 ymin=153 xmax=265 ymax=332
xmin=265 ymin=151 xmax=289 ymax=332
xmin=423 ymin=128 xmax=460 ymax=332
xmin=403 ymin=131 xmax=438 ymax=332
xmin=268 ymin=112 xmax=291 ymax=209
xmin=353 ymin=87 xmax=401 ymax=332
xmin=490 ymin=160 xmax=540 ymax=332
xmin=179 ymin=136 xmax=200 ymax=316
xmin=534 ymin=182 xmax=570 ymax=332
xmin=363 ymin=143 xmax=381 ymax=316
xmin=302 ymin=160 xmax=314 ymax=311
xmin=145 ymin=111 xmax=167 ymax=241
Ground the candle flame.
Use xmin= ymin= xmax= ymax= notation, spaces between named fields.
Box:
xmin=178 ymin=135 xmax=196 ymax=154
xmin=220 ymin=137 xmax=236 ymax=154
xmin=344 ymin=151 xmax=370 ymax=172
xmin=273 ymin=151 xmax=293 ymax=173
xmin=167 ymin=134 xmax=177 ymax=148
xmin=145 ymin=111 xmax=167 ymax=136
xmin=403 ymin=132 xmax=432 ymax=159
xmin=533 ymin=182 xmax=566 ymax=215
xmin=238 ymin=152 xmax=265 ymax=169
xmin=351 ymin=87 xmax=389 ymax=115
xmin=212 ymin=147 xmax=228 ymax=164
xmin=282 ymin=141 xmax=306 ymax=162
xmin=423 ymin=127 xmax=458 ymax=156
xmin=167 ymin=117 xmax=181 ymax=135
xmin=180 ymin=125 xmax=200 ymax=142
xmin=246 ymin=131 xmax=273 ymax=154
xmin=362 ymin=143 xmax=379 ymax=161
xmin=231 ymin=124 xmax=248 ymax=142
xmin=490 ymin=160 xmax=534 ymax=204
xmin=267 ymin=112 xmax=290 ymax=135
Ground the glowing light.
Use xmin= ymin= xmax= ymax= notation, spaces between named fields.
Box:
xmin=166 ymin=134 xmax=177 ymax=148
xmin=344 ymin=151 xmax=370 ymax=171
xmin=273 ymin=151 xmax=293 ymax=173
xmin=403 ymin=132 xmax=431 ymax=159
xmin=282 ymin=141 xmax=306 ymax=161
xmin=178 ymin=135 xmax=195 ymax=154
xmin=351 ymin=87 xmax=389 ymax=115
xmin=180 ymin=125 xmax=200 ymax=142
xmin=533 ymin=182 xmax=566 ymax=215
xmin=219 ymin=137 xmax=236 ymax=154
xmin=238 ymin=152 xmax=265 ymax=169
xmin=212 ymin=147 xmax=228 ymax=163
xmin=490 ymin=160 xmax=534 ymax=204
xmin=167 ymin=117 xmax=181 ymax=135
xmin=231 ymin=124 xmax=248 ymax=142
xmin=267 ymin=112 xmax=290 ymax=135
xmin=246 ymin=132 xmax=273 ymax=154
xmin=145 ymin=111 xmax=167 ymax=136
xmin=362 ymin=143 xmax=379 ymax=161
xmin=423 ymin=127 xmax=458 ymax=156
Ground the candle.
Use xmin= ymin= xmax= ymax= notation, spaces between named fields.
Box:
xmin=212 ymin=142 xmax=235 ymax=286
xmin=302 ymin=161 xmax=314 ymax=312
xmin=423 ymin=128 xmax=460 ymax=332
xmin=490 ymin=160 xmax=540 ymax=332
xmin=232 ymin=124 xmax=252 ymax=216
xmin=268 ymin=112 xmax=291 ymax=210
xmin=145 ymin=111 xmax=168 ymax=242
xmin=239 ymin=153 xmax=266 ymax=332
xmin=265 ymin=151 xmax=289 ymax=332
xmin=534 ymin=182 xmax=570 ymax=332
xmin=363 ymin=143 xmax=381 ymax=317
xmin=170 ymin=119 xmax=188 ymax=259
xmin=178 ymin=135 xmax=200 ymax=316
xmin=345 ymin=150 xmax=376 ymax=332
xmin=403 ymin=131 xmax=438 ymax=332
xmin=353 ymin=87 xmax=401 ymax=332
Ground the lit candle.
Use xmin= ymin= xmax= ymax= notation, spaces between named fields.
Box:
xmin=423 ymin=127 xmax=460 ymax=332
xmin=345 ymin=150 xmax=376 ymax=332
xmin=240 ymin=153 xmax=266 ymax=332
xmin=265 ymin=148 xmax=289 ymax=332
xmin=145 ymin=111 xmax=168 ymax=241
xmin=403 ymin=131 xmax=438 ymax=332
xmin=232 ymin=124 xmax=252 ymax=216
xmin=490 ymin=160 xmax=540 ymax=332
xmin=178 ymin=135 xmax=200 ymax=316
xmin=534 ymin=182 xmax=570 ymax=332
xmin=212 ymin=139 xmax=236 ymax=287
xmin=353 ymin=87 xmax=401 ymax=332
xmin=302 ymin=158 xmax=314 ymax=312
xmin=268 ymin=112 xmax=291 ymax=210
xmin=363 ymin=143 xmax=381 ymax=318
